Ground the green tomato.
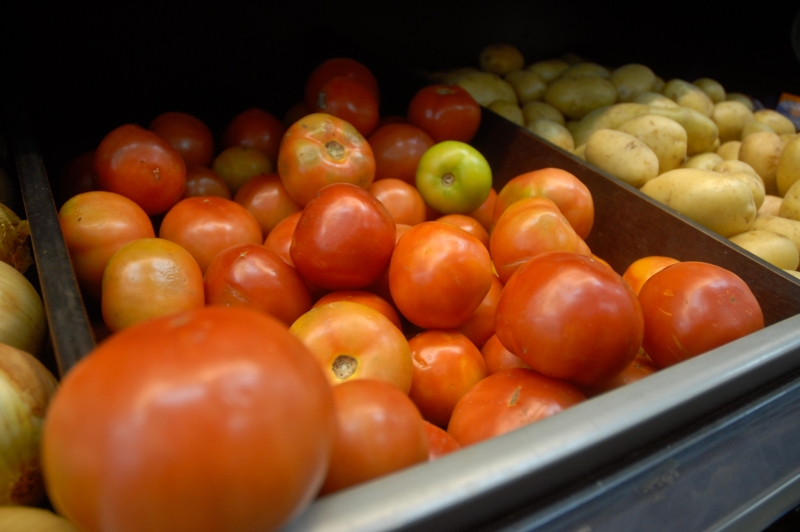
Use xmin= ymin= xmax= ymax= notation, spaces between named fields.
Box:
xmin=415 ymin=141 xmax=492 ymax=214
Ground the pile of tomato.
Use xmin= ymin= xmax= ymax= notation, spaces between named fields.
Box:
xmin=44 ymin=57 xmax=766 ymax=532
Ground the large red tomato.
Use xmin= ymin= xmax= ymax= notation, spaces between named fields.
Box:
xmin=312 ymin=290 xmax=403 ymax=332
xmin=407 ymin=85 xmax=481 ymax=143
xmin=495 ymin=252 xmax=644 ymax=387
xmin=368 ymin=178 xmax=427 ymax=226
xmin=277 ymin=113 xmax=376 ymax=206
xmin=222 ymin=108 xmax=286 ymax=166
xmin=303 ymin=58 xmax=380 ymax=113
xmin=94 ymin=124 xmax=186 ymax=215
xmin=233 ymin=173 xmax=302 ymax=238
xmin=447 ymin=368 xmax=585 ymax=447
xmin=368 ymin=123 xmax=435 ymax=185
xmin=314 ymin=76 xmax=380 ymax=137
xmin=290 ymin=183 xmax=396 ymax=290
xmin=638 ymin=261 xmax=764 ymax=368
xmin=149 ymin=111 xmax=215 ymax=166
xmin=183 ymin=164 xmax=231 ymax=200
xmin=58 ymin=191 xmax=155 ymax=299
xmin=389 ymin=221 xmax=493 ymax=329
xmin=42 ymin=306 xmax=336 ymax=532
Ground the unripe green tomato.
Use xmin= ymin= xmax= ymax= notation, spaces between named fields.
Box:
xmin=415 ymin=141 xmax=492 ymax=214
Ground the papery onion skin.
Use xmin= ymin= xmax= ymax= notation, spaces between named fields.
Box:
xmin=0 ymin=343 xmax=58 ymax=505
xmin=0 ymin=506 xmax=81 ymax=532
xmin=0 ymin=261 xmax=46 ymax=356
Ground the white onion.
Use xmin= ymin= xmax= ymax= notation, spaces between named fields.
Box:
xmin=0 ymin=261 xmax=46 ymax=356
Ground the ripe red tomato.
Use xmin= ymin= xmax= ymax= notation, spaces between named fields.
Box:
xmin=424 ymin=421 xmax=461 ymax=460
xmin=314 ymin=76 xmax=380 ymax=137
xmin=290 ymin=183 xmax=395 ymax=290
xmin=447 ymin=368 xmax=585 ymax=447
xmin=233 ymin=173 xmax=302 ymax=238
xmin=58 ymin=191 xmax=155 ymax=299
xmin=149 ymin=111 xmax=215 ymax=166
xmin=407 ymin=330 xmax=487 ymax=428
xmin=95 ymin=124 xmax=186 ymax=215
xmin=368 ymin=123 xmax=434 ymax=185
xmin=481 ymin=334 xmax=530 ymax=375
xmin=368 ymin=178 xmax=427 ymax=226
xmin=277 ymin=113 xmax=376 ymax=206
xmin=389 ymin=221 xmax=493 ymax=329
xmin=222 ymin=108 xmax=286 ymax=166
xmin=436 ymin=213 xmax=490 ymax=250
xmin=159 ymin=196 xmax=263 ymax=274
xmin=407 ymin=85 xmax=481 ymax=143
xmin=467 ymin=187 xmax=497 ymax=233
xmin=493 ymin=168 xmax=594 ymax=239
xmin=263 ymin=211 xmax=302 ymax=266
xmin=455 ymin=274 xmax=503 ymax=348
xmin=212 ymin=146 xmax=273 ymax=196
xmin=312 ymin=290 xmax=403 ymax=332
xmin=204 ymin=243 xmax=312 ymax=327
xmin=576 ymin=350 xmax=659 ymax=397
xmin=183 ymin=164 xmax=231 ymax=200
xmin=100 ymin=238 xmax=205 ymax=333
xmin=304 ymin=58 xmax=380 ymax=113
xmin=289 ymin=301 xmax=413 ymax=392
xmin=319 ymin=379 xmax=427 ymax=495
xmin=490 ymin=196 xmax=591 ymax=284
xmin=638 ymin=261 xmax=764 ymax=368
xmin=495 ymin=252 xmax=644 ymax=387
xmin=42 ymin=306 xmax=335 ymax=532
xmin=622 ymin=255 xmax=680 ymax=295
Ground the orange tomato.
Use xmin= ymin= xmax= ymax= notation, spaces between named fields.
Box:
xmin=233 ymin=173 xmax=302 ymax=238
xmin=368 ymin=178 xmax=427 ymax=226
xmin=149 ymin=111 xmax=215 ymax=166
xmin=622 ymin=255 xmax=680 ymax=295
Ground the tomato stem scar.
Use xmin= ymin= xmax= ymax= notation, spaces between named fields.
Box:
xmin=325 ymin=141 xmax=346 ymax=160
xmin=332 ymin=355 xmax=357 ymax=380
xmin=441 ymin=173 xmax=455 ymax=187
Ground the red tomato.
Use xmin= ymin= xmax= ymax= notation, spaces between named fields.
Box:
xmin=468 ymin=187 xmax=497 ymax=234
xmin=576 ymin=350 xmax=659 ymax=397
xmin=622 ymin=255 xmax=680 ymax=295
xmin=368 ymin=123 xmax=434 ymax=185
xmin=314 ymin=76 xmax=380 ymax=137
xmin=319 ymin=379 xmax=427 ymax=495
xmin=423 ymin=421 xmax=461 ymax=461
xmin=436 ymin=213 xmax=490 ymax=250
xmin=95 ymin=124 xmax=186 ymax=215
xmin=290 ymin=183 xmax=395 ymax=290
xmin=183 ymin=163 xmax=231 ymax=200
xmin=264 ymin=211 xmax=302 ymax=266
xmin=149 ymin=111 xmax=215 ymax=166
xmin=455 ymin=274 xmax=503 ymax=348
xmin=212 ymin=146 xmax=273 ymax=196
xmin=447 ymin=368 xmax=585 ymax=447
xmin=495 ymin=252 xmax=644 ymax=387
xmin=481 ymin=334 xmax=530 ymax=375
xmin=312 ymin=290 xmax=403 ymax=332
xmin=304 ymin=58 xmax=380 ymax=113
xmin=490 ymin=196 xmax=591 ymax=284
xmin=289 ymin=301 xmax=412 ymax=392
xmin=638 ymin=262 xmax=764 ymax=369
xmin=368 ymin=178 xmax=427 ymax=226
xmin=222 ymin=108 xmax=286 ymax=166
xmin=101 ymin=238 xmax=205 ymax=333
xmin=58 ymin=191 xmax=155 ymax=299
xmin=277 ymin=113 xmax=376 ymax=206
xmin=42 ymin=306 xmax=335 ymax=532
xmin=389 ymin=221 xmax=493 ymax=329
xmin=233 ymin=173 xmax=302 ymax=238
xmin=493 ymin=168 xmax=594 ymax=239
xmin=407 ymin=85 xmax=481 ymax=143
xmin=408 ymin=330 xmax=487 ymax=428
xmin=159 ymin=196 xmax=263 ymax=274
xmin=204 ymin=243 xmax=312 ymax=327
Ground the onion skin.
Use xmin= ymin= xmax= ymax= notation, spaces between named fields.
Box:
xmin=0 ymin=261 xmax=46 ymax=356
xmin=0 ymin=343 xmax=58 ymax=505
xmin=0 ymin=506 xmax=81 ymax=531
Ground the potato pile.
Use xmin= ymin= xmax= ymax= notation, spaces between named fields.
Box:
xmin=431 ymin=44 xmax=800 ymax=275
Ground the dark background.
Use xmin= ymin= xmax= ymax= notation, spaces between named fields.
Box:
xmin=2 ymin=0 xmax=800 ymax=183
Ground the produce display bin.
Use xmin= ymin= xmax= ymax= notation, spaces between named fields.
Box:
xmin=4 ymin=6 xmax=800 ymax=530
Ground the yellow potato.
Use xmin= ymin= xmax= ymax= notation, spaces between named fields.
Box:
xmin=712 ymin=101 xmax=754 ymax=143
xmin=784 ymin=269 xmax=800 ymax=279
xmin=778 ymin=178 xmax=800 ymax=221
xmin=526 ymin=119 xmax=575 ymax=151
xmin=693 ymin=78 xmax=726 ymax=103
xmin=584 ymin=129 xmax=659 ymax=187
xmin=632 ymin=92 xmax=679 ymax=108
xmin=610 ymin=64 xmax=656 ymax=102
xmin=574 ymin=143 xmax=587 ymax=159
xmin=455 ymin=71 xmax=518 ymax=106
xmin=559 ymin=62 xmax=612 ymax=79
xmin=662 ymin=79 xmax=715 ymax=117
xmin=479 ymin=44 xmax=525 ymax=76
xmin=640 ymin=168 xmax=757 ymax=237
xmin=738 ymin=131 xmax=783 ymax=196
xmin=729 ymin=230 xmax=799 ymax=270
xmin=617 ymin=114 xmax=687 ymax=174
xmin=714 ymin=159 xmax=759 ymax=177
xmin=504 ymin=70 xmax=547 ymax=105
xmin=433 ymin=67 xmax=480 ymax=85
xmin=488 ymin=101 xmax=524 ymax=126
xmin=741 ymin=121 xmax=775 ymax=139
xmin=726 ymin=92 xmax=755 ymax=111
xmin=526 ymin=59 xmax=570 ymax=83
xmin=753 ymin=214 xmax=800 ymax=255
xmin=652 ymin=76 xmax=666 ymax=93
xmin=522 ymin=101 xmax=565 ymax=126
xmin=544 ymin=76 xmax=618 ymax=120
xmin=759 ymin=195 xmax=783 ymax=216
xmin=572 ymin=103 xmax=651 ymax=146
xmin=684 ymin=152 xmax=723 ymax=171
xmin=714 ymin=160 xmax=764 ymax=210
xmin=777 ymin=136 xmax=800 ymax=196
xmin=754 ymin=109 xmax=796 ymax=136
xmin=717 ymin=140 xmax=741 ymax=160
